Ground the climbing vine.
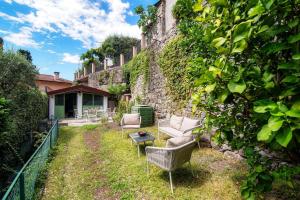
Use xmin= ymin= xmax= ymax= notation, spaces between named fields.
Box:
xmin=122 ymin=50 xmax=150 ymax=90
xmin=157 ymin=35 xmax=192 ymax=107
xmin=174 ymin=0 xmax=300 ymax=199
xmin=135 ymin=5 xmax=158 ymax=34
xmin=98 ymin=70 xmax=110 ymax=85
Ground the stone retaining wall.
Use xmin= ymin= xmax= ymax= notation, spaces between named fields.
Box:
xmin=88 ymin=67 xmax=124 ymax=89
xmin=132 ymin=28 xmax=195 ymax=119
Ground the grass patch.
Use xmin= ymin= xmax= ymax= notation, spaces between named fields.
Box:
xmin=99 ymin=125 xmax=246 ymax=200
xmin=39 ymin=126 xmax=103 ymax=200
xmin=39 ymin=124 xmax=247 ymax=200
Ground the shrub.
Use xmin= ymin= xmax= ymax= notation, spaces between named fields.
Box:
xmin=113 ymin=100 xmax=134 ymax=124
xmin=0 ymin=50 xmax=47 ymax=193
xmin=174 ymin=0 xmax=300 ymax=198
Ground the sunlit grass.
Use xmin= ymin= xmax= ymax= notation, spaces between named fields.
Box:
xmin=40 ymin=124 xmax=247 ymax=200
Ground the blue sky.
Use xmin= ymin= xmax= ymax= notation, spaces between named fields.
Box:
xmin=0 ymin=0 xmax=157 ymax=80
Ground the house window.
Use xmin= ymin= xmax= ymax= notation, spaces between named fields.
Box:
xmin=94 ymin=95 xmax=103 ymax=106
xmin=55 ymin=94 xmax=64 ymax=106
xmin=83 ymin=94 xmax=93 ymax=106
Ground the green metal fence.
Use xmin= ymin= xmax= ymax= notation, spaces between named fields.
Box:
xmin=2 ymin=120 xmax=59 ymax=200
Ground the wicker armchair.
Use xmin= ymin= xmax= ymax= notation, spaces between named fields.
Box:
xmin=120 ymin=113 xmax=142 ymax=138
xmin=145 ymin=140 xmax=196 ymax=193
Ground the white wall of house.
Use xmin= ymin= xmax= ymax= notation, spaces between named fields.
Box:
xmin=49 ymin=95 xmax=55 ymax=119
xmin=103 ymin=96 xmax=108 ymax=112
xmin=77 ymin=93 xmax=83 ymax=117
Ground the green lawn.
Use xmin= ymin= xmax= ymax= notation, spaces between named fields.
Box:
xmin=39 ymin=124 xmax=247 ymax=200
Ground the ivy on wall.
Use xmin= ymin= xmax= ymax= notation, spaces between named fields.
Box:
xmin=157 ymin=35 xmax=192 ymax=107
xmin=98 ymin=70 xmax=110 ymax=85
xmin=122 ymin=50 xmax=150 ymax=90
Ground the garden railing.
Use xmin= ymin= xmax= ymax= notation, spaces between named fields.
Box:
xmin=2 ymin=120 xmax=59 ymax=200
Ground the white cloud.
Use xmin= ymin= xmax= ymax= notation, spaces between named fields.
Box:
xmin=47 ymin=49 xmax=56 ymax=54
xmin=62 ymin=53 xmax=80 ymax=64
xmin=0 ymin=0 xmax=141 ymax=49
xmin=3 ymin=27 xmax=40 ymax=48
xmin=0 ymin=12 xmax=23 ymax=23
xmin=0 ymin=29 xmax=10 ymax=34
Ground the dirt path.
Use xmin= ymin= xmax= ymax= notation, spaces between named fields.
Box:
xmin=40 ymin=126 xmax=120 ymax=200
xmin=83 ymin=129 xmax=120 ymax=200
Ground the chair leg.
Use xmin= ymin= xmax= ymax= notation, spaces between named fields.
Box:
xmin=189 ymin=161 xmax=195 ymax=177
xmin=169 ymin=171 xmax=174 ymax=193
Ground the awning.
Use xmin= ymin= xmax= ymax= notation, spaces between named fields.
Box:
xmin=47 ymin=84 xmax=110 ymax=96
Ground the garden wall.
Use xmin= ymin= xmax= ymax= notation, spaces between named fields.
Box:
xmin=132 ymin=28 xmax=194 ymax=119
xmin=88 ymin=67 xmax=124 ymax=90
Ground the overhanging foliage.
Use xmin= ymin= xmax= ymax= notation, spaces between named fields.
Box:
xmin=174 ymin=0 xmax=300 ymax=198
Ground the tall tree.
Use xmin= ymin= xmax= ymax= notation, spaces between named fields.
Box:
xmin=0 ymin=50 xmax=47 ymax=193
xmin=17 ymin=49 xmax=32 ymax=63
xmin=101 ymin=35 xmax=139 ymax=61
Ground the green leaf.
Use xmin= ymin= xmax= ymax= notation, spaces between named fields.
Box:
xmin=212 ymin=37 xmax=226 ymax=48
xmin=286 ymin=101 xmax=300 ymax=117
xmin=292 ymin=53 xmax=300 ymax=60
xmin=193 ymin=1 xmax=203 ymax=12
xmin=264 ymin=81 xmax=275 ymax=89
xmin=280 ymin=88 xmax=299 ymax=97
xmin=218 ymin=90 xmax=229 ymax=103
xmin=205 ymin=83 xmax=216 ymax=93
xmin=257 ymin=125 xmax=273 ymax=141
xmin=281 ymin=75 xmax=299 ymax=83
xmin=291 ymin=101 xmax=300 ymax=110
xmin=227 ymin=80 xmax=246 ymax=93
xmin=261 ymin=0 xmax=275 ymax=9
xmin=248 ymin=2 xmax=265 ymax=17
xmin=276 ymin=127 xmax=292 ymax=147
xmin=277 ymin=102 xmax=289 ymax=112
xmin=286 ymin=109 xmax=300 ymax=118
xmin=232 ymin=39 xmax=248 ymax=53
xmin=268 ymin=116 xmax=284 ymax=131
xmin=253 ymin=99 xmax=277 ymax=113
xmin=233 ymin=21 xmax=252 ymax=43
xmin=262 ymin=71 xmax=274 ymax=82
xmin=257 ymin=25 xmax=269 ymax=34
xmin=288 ymin=33 xmax=300 ymax=44
xmin=270 ymin=109 xmax=285 ymax=117
xmin=211 ymin=0 xmax=228 ymax=6
xmin=270 ymin=103 xmax=288 ymax=116
xmin=278 ymin=62 xmax=298 ymax=70
xmin=288 ymin=18 xmax=299 ymax=29
xmin=262 ymin=42 xmax=290 ymax=54
xmin=209 ymin=66 xmax=222 ymax=77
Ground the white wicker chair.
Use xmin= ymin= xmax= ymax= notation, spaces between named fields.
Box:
xmin=120 ymin=113 xmax=142 ymax=138
xmin=145 ymin=140 xmax=196 ymax=193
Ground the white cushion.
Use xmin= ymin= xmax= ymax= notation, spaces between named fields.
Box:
xmin=166 ymin=136 xmax=193 ymax=148
xmin=123 ymin=114 xmax=140 ymax=125
xmin=159 ymin=127 xmax=183 ymax=137
xmin=180 ymin=117 xmax=200 ymax=134
xmin=122 ymin=125 xmax=140 ymax=129
xmin=169 ymin=115 xmax=183 ymax=130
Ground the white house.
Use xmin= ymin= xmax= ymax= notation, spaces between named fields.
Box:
xmin=47 ymin=84 xmax=110 ymax=119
